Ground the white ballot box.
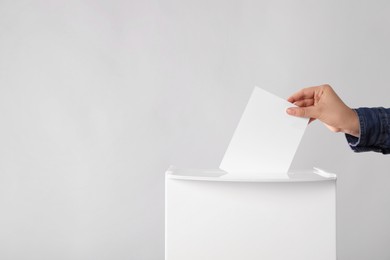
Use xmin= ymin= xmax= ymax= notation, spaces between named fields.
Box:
xmin=165 ymin=167 xmax=336 ymax=260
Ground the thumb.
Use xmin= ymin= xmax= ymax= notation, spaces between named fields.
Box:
xmin=286 ymin=107 xmax=317 ymax=119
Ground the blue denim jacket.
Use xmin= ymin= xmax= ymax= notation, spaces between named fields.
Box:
xmin=345 ymin=107 xmax=390 ymax=154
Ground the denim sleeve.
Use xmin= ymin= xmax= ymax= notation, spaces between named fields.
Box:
xmin=345 ymin=107 xmax=390 ymax=154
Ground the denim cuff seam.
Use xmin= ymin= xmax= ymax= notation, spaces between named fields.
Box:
xmin=348 ymin=108 xmax=365 ymax=147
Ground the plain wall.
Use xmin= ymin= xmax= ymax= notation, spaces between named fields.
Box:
xmin=0 ymin=0 xmax=389 ymax=259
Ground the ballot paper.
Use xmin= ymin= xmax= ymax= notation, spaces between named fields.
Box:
xmin=220 ymin=86 xmax=309 ymax=174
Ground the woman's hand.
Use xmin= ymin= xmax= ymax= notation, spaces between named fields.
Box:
xmin=286 ymin=84 xmax=360 ymax=137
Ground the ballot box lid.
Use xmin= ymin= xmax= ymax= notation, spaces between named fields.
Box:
xmin=166 ymin=166 xmax=336 ymax=183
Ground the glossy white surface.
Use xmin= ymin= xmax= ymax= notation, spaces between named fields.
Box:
xmin=166 ymin=166 xmax=336 ymax=182
xmin=219 ymin=87 xmax=309 ymax=174
xmin=166 ymin=168 xmax=336 ymax=260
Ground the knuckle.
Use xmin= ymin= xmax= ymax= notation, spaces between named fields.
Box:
xmin=321 ymin=84 xmax=332 ymax=91
xmin=301 ymin=108 xmax=307 ymax=117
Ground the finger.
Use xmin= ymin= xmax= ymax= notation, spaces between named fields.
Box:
xmin=286 ymin=106 xmax=317 ymax=119
xmin=287 ymin=86 xmax=319 ymax=103
xmin=293 ymin=98 xmax=314 ymax=107
xmin=309 ymin=118 xmax=316 ymax=124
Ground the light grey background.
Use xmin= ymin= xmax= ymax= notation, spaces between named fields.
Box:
xmin=0 ymin=0 xmax=389 ymax=259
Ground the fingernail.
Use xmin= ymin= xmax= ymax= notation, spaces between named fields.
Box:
xmin=287 ymin=108 xmax=295 ymax=115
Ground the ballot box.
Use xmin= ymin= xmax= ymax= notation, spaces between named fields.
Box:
xmin=165 ymin=167 xmax=336 ymax=260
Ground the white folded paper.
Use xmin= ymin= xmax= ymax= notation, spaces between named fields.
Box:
xmin=220 ymin=86 xmax=309 ymax=174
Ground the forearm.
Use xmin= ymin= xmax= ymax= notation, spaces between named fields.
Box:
xmin=345 ymin=107 xmax=390 ymax=154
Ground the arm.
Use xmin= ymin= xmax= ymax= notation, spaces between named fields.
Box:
xmin=286 ymin=84 xmax=390 ymax=154
xmin=346 ymin=107 xmax=390 ymax=154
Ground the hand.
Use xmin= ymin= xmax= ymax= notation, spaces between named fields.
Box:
xmin=286 ymin=84 xmax=360 ymax=137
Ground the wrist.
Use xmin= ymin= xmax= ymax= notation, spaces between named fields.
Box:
xmin=342 ymin=109 xmax=360 ymax=137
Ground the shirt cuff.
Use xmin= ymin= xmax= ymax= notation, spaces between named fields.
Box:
xmin=345 ymin=107 xmax=387 ymax=153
